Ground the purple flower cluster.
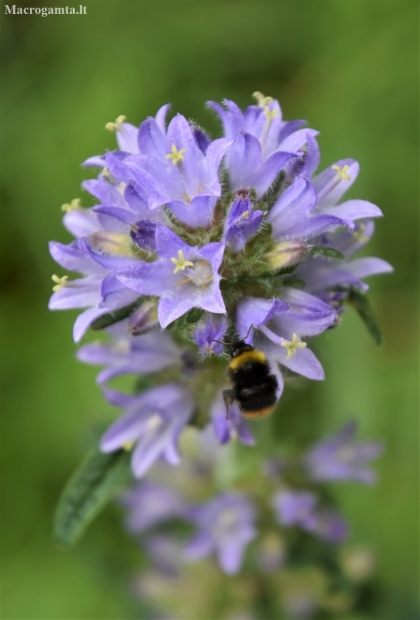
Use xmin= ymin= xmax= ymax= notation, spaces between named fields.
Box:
xmin=49 ymin=93 xmax=391 ymax=480
xmin=119 ymin=418 xmax=381 ymax=576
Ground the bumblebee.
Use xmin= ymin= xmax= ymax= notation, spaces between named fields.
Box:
xmin=222 ymin=339 xmax=279 ymax=419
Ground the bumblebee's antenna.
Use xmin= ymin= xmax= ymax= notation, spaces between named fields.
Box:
xmin=244 ymin=323 xmax=254 ymax=342
xmin=211 ymin=338 xmax=231 ymax=347
xmin=210 ymin=324 xmax=254 ymax=348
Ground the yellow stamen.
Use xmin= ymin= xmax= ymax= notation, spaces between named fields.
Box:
xmin=281 ymin=333 xmax=307 ymax=360
xmin=61 ymin=198 xmax=81 ymax=213
xmin=100 ymin=167 xmax=114 ymax=182
xmin=332 ymin=164 xmax=351 ymax=181
xmin=264 ymin=105 xmax=278 ymax=121
xmin=105 ymin=115 xmax=126 ymax=131
xmin=51 ymin=274 xmax=68 ymax=292
xmin=166 ymin=144 xmax=186 ymax=165
xmin=352 ymin=224 xmax=369 ymax=243
xmin=122 ymin=441 xmax=134 ymax=451
xmin=252 ymin=91 xmax=274 ymax=107
xmin=242 ymin=210 xmax=249 ymax=219
xmin=171 ymin=250 xmax=194 ymax=273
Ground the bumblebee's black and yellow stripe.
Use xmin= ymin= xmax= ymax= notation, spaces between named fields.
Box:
xmin=223 ymin=341 xmax=279 ymax=419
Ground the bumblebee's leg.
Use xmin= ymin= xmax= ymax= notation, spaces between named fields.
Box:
xmin=222 ymin=389 xmax=235 ymax=420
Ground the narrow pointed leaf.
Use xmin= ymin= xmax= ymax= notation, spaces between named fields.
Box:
xmin=54 ymin=448 xmax=132 ymax=548
xmin=347 ymin=289 xmax=382 ymax=345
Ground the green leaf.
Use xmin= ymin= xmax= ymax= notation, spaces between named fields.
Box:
xmin=307 ymin=246 xmax=345 ymax=260
xmin=90 ymin=299 xmax=143 ymax=330
xmin=347 ymin=289 xmax=383 ymax=345
xmin=54 ymin=448 xmax=132 ymax=548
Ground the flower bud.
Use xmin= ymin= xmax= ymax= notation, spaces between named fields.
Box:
xmin=264 ymin=240 xmax=306 ymax=270
xmin=89 ymin=231 xmax=133 ymax=256
xmin=130 ymin=220 xmax=157 ymax=251
xmin=341 ymin=546 xmax=376 ymax=581
xmin=128 ymin=300 xmax=159 ymax=335
xmin=257 ymin=532 xmax=286 ymax=572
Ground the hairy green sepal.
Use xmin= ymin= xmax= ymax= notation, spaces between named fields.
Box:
xmin=307 ymin=246 xmax=345 ymax=260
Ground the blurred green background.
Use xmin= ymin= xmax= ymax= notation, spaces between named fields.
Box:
xmin=1 ymin=0 xmax=418 ymax=618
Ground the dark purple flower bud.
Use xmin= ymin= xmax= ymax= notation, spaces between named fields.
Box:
xmin=130 ymin=220 xmax=157 ymax=251
xmin=224 ymin=192 xmax=264 ymax=253
xmin=190 ymin=123 xmax=211 ymax=154
xmin=194 ymin=313 xmax=227 ymax=356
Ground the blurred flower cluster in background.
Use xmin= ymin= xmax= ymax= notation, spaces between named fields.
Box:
xmin=1 ymin=2 xmax=418 ymax=619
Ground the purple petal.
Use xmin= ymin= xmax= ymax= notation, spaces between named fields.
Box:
xmin=137 ymin=117 xmax=166 ymax=159
xmin=217 ymin=542 xmax=244 ymax=575
xmin=82 ymin=178 xmax=127 ymax=207
xmin=116 ymin=122 xmax=139 ymax=153
xmin=320 ymin=199 xmax=383 ymax=226
xmin=63 ymin=209 xmax=99 ymax=237
xmin=73 ymin=307 xmax=109 ymax=342
xmin=344 ymin=257 xmax=393 ymax=280
xmin=157 ymin=294 xmax=196 ymax=329
xmin=117 ymin=261 xmax=175 ymax=296
xmin=236 ymin=297 xmax=289 ymax=340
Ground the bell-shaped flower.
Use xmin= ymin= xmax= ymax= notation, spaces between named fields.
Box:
xmin=267 ymin=177 xmax=344 ymax=243
xmin=272 ymin=490 xmax=348 ymax=543
xmin=236 ymin=290 xmax=336 ymax=396
xmin=48 ymin=236 xmax=138 ymax=342
xmin=82 ymin=106 xmax=170 ymax=168
xmin=304 ymin=420 xmax=383 ymax=484
xmin=120 ymin=481 xmax=186 ymax=534
xmin=105 ymin=114 xmax=232 ymax=227
xmin=77 ymin=323 xmax=180 ymax=384
xmin=310 ymin=159 xmax=383 ymax=226
xmin=101 ymin=383 xmax=193 ymax=478
xmin=185 ymin=492 xmax=257 ymax=574
xmin=298 ymin=221 xmax=393 ymax=294
xmin=117 ymin=225 xmax=226 ymax=328
xmin=208 ymin=96 xmax=318 ymax=161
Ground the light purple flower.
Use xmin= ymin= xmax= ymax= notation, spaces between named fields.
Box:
xmin=82 ymin=106 xmax=170 ymax=167
xmin=105 ymin=114 xmax=231 ymax=227
xmin=273 ymin=490 xmax=348 ymax=543
xmin=211 ymin=394 xmax=255 ymax=446
xmin=207 ymin=96 xmax=320 ymax=197
xmin=208 ymin=96 xmax=317 ymax=160
xmin=48 ymin=237 xmax=139 ymax=342
xmin=304 ymin=420 xmax=383 ymax=484
xmin=185 ymin=492 xmax=257 ymax=574
xmin=100 ymin=383 xmax=193 ymax=478
xmin=267 ymin=177 xmax=344 ymax=242
xmin=77 ymin=324 xmax=180 ymax=384
xmin=120 ymin=481 xmax=186 ymax=534
xmin=117 ymin=225 xmax=226 ymax=328
xmin=298 ymin=221 xmax=393 ymax=294
xmin=236 ymin=290 xmax=336 ymax=393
